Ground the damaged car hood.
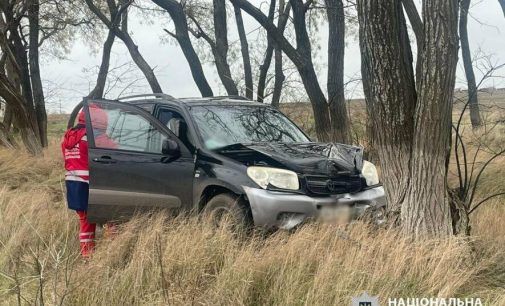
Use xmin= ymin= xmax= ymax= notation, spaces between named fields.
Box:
xmin=216 ymin=142 xmax=364 ymax=176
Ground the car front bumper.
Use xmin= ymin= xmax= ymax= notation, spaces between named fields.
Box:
xmin=243 ymin=186 xmax=387 ymax=230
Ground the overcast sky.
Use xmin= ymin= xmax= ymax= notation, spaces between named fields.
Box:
xmin=42 ymin=0 xmax=505 ymax=113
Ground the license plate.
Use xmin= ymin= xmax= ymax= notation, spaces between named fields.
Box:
xmin=319 ymin=205 xmax=352 ymax=224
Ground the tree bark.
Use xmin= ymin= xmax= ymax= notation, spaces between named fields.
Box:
xmin=459 ymin=0 xmax=481 ymax=128
xmin=153 ymin=0 xmax=214 ymax=97
xmin=234 ymin=4 xmax=254 ymax=99
xmin=28 ymin=0 xmax=48 ymax=147
xmin=213 ymin=0 xmax=238 ymax=96
xmin=326 ymin=0 xmax=349 ymax=143
xmin=85 ymin=0 xmax=163 ymax=93
xmin=3 ymin=103 xmax=13 ymax=132
xmin=0 ymin=122 xmax=16 ymax=149
xmin=357 ymin=0 xmax=417 ymax=218
xmin=231 ymin=0 xmax=333 ymax=141
xmin=403 ymin=0 xmax=459 ymax=238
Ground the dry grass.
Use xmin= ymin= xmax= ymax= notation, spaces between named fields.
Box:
xmin=0 ymin=108 xmax=504 ymax=305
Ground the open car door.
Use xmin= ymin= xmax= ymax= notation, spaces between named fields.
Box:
xmin=75 ymin=98 xmax=194 ymax=224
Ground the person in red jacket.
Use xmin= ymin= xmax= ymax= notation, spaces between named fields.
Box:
xmin=62 ymin=110 xmax=95 ymax=257
xmin=62 ymin=104 xmax=119 ymax=257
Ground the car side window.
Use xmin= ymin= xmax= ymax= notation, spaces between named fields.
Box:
xmin=158 ymin=109 xmax=194 ymax=150
xmin=88 ymin=102 xmax=166 ymax=154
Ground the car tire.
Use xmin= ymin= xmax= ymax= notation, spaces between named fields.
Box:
xmin=203 ymin=193 xmax=252 ymax=232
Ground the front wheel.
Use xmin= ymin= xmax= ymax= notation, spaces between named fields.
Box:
xmin=203 ymin=193 xmax=252 ymax=232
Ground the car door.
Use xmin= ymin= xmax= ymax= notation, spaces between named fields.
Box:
xmin=83 ymin=99 xmax=194 ymax=224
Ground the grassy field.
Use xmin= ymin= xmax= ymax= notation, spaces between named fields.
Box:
xmin=0 ymin=99 xmax=504 ymax=305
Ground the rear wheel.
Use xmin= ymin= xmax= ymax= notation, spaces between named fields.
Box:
xmin=203 ymin=193 xmax=252 ymax=232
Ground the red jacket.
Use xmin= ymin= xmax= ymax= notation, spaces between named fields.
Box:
xmin=61 ymin=125 xmax=89 ymax=183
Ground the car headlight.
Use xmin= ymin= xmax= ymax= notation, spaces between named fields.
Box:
xmin=247 ymin=166 xmax=299 ymax=190
xmin=362 ymin=160 xmax=379 ymax=186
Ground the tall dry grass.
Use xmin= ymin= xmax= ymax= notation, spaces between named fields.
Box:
xmin=0 ymin=109 xmax=504 ymax=305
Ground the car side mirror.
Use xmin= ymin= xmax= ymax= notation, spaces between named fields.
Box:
xmin=162 ymin=139 xmax=180 ymax=156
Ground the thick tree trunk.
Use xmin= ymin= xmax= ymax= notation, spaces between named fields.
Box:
xmin=213 ymin=0 xmax=238 ymax=96
xmin=357 ymin=0 xmax=417 ymax=218
xmin=234 ymin=4 xmax=254 ymax=99
xmin=403 ymin=0 xmax=460 ymax=238
xmin=28 ymin=0 xmax=47 ymax=147
xmin=85 ymin=0 xmax=163 ymax=93
xmin=325 ymin=0 xmax=349 ymax=143
xmin=257 ymin=0 xmax=276 ymax=103
xmin=153 ymin=0 xmax=213 ymax=97
xmin=459 ymin=0 xmax=481 ymax=128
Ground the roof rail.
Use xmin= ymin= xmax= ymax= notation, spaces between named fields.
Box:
xmin=209 ymin=95 xmax=250 ymax=101
xmin=117 ymin=93 xmax=176 ymax=101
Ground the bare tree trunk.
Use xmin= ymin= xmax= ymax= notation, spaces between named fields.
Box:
xmin=0 ymin=73 xmax=42 ymax=155
xmin=85 ymin=0 xmax=163 ymax=93
xmin=119 ymin=28 xmax=162 ymax=93
xmin=257 ymin=1 xmax=291 ymax=103
xmin=290 ymin=0 xmax=333 ymax=141
xmin=459 ymin=0 xmax=481 ymax=128
xmin=3 ymin=103 xmax=13 ymax=132
xmin=403 ymin=0 xmax=459 ymax=238
xmin=326 ymin=0 xmax=349 ymax=143
xmin=357 ymin=0 xmax=417 ymax=218
xmin=232 ymin=0 xmax=333 ymax=141
xmin=3 ymin=20 xmax=41 ymax=144
xmin=257 ymin=0 xmax=276 ymax=103
xmin=213 ymin=0 xmax=238 ymax=96
xmin=28 ymin=0 xmax=47 ymax=147
xmin=120 ymin=0 xmax=128 ymax=31
xmin=0 ymin=122 xmax=16 ymax=148
xmin=153 ymin=0 xmax=214 ymax=97
xmin=271 ymin=48 xmax=284 ymax=108
xmin=271 ymin=0 xmax=286 ymax=109
xmin=87 ymin=29 xmax=115 ymax=99
xmin=234 ymin=4 xmax=253 ymax=99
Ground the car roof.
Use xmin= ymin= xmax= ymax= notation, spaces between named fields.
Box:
xmin=116 ymin=94 xmax=269 ymax=109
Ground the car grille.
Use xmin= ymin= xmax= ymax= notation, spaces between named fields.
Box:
xmin=305 ymin=175 xmax=363 ymax=195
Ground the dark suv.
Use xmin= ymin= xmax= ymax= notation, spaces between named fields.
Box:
xmin=68 ymin=94 xmax=386 ymax=230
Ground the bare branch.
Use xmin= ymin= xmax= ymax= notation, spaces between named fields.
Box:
xmin=469 ymin=192 xmax=505 ymax=214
